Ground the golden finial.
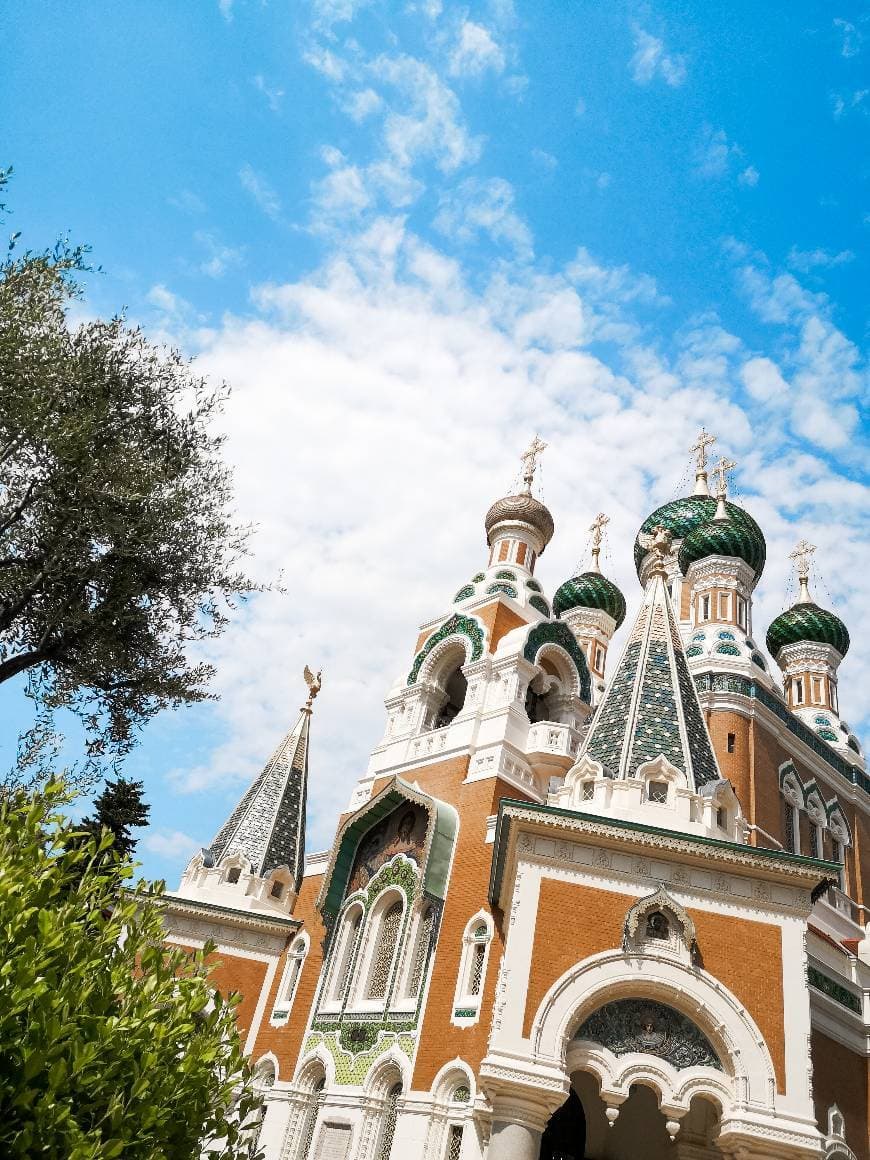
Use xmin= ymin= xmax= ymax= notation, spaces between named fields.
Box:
xmin=302 ymin=665 xmax=322 ymax=712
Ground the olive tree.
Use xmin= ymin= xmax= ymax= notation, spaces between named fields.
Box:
xmin=0 ymin=170 xmax=259 ymax=785
xmin=0 ymin=781 xmax=262 ymax=1159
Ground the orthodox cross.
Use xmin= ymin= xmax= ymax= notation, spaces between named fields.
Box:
xmin=520 ymin=435 xmax=548 ymax=494
xmin=711 ymin=455 xmax=736 ymax=520
xmin=711 ymin=455 xmax=736 ymax=497
xmin=589 ymin=512 xmax=609 ymax=573
xmin=790 ymin=540 xmax=816 ymax=604
xmin=690 ymin=428 xmax=717 ymax=472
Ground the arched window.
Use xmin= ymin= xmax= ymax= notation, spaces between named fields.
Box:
xmin=376 ymin=1081 xmax=402 ymax=1160
xmin=299 ymin=1075 xmax=325 ymax=1160
xmin=327 ymin=905 xmax=362 ymax=1004
xmin=453 ymin=915 xmax=493 ymax=1024
xmin=434 ymin=665 xmax=468 ymax=729
xmin=405 ymin=904 xmax=435 ymax=1000
xmin=367 ymin=898 xmax=404 ymax=1000
xmin=275 ymin=937 xmax=308 ymax=1015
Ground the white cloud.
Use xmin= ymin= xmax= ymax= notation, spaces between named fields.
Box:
xmin=143 ymin=829 xmax=202 ymax=862
xmin=304 ymin=46 xmax=348 ymax=83
xmin=168 ymin=189 xmax=207 ymax=215
xmin=787 ymin=246 xmax=855 ymax=272
xmin=738 ymin=165 xmax=760 ymax=187
xmin=151 ymin=220 xmax=870 ymax=866
xmin=694 ymin=126 xmax=755 ymax=182
xmin=831 ymin=88 xmax=869 ymax=119
xmin=449 ymin=20 xmax=505 ymax=77
xmin=435 ymin=177 xmax=533 ymax=260
xmin=629 ymin=25 xmax=687 ymax=87
xmin=193 ymin=231 xmax=244 ymax=278
xmin=740 ymin=355 xmax=789 ymax=402
xmin=834 ymin=17 xmax=861 ymax=58
xmin=252 ymin=74 xmax=284 ymax=112
xmin=531 ymin=148 xmax=558 ymax=171
xmin=239 ymin=163 xmax=282 ymax=221
xmin=218 ymin=0 xmax=233 ymax=22
xmin=377 ymin=54 xmax=482 ymax=173
xmin=343 ymin=87 xmax=382 ymax=121
xmin=311 ymin=0 xmax=370 ymax=29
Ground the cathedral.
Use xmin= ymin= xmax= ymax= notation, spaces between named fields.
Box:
xmin=163 ymin=433 xmax=869 ymax=1160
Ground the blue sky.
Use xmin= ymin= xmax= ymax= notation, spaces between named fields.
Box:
xmin=3 ymin=1 xmax=868 ymax=882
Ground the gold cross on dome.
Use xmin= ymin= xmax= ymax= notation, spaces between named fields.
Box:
xmin=690 ymin=428 xmax=717 ymax=472
xmin=711 ymin=455 xmax=736 ymax=497
xmin=789 ymin=539 xmax=816 ymax=580
xmin=520 ymin=435 xmax=548 ymax=493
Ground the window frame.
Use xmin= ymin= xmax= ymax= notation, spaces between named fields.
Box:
xmin=451 ymin=912 xmax=494 ymax=1027
xmin=348 ymin=888 xmax=406 ymax=1012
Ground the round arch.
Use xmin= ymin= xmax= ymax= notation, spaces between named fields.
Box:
xmin=531 ymin=949 xmax=778 ymax=1114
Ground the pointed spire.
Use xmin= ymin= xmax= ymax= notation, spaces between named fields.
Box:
xmin=690 ymin=428 xmax=717 ymax=496
xmin=204 ymin=669 xmax=320 ymax=887
xmin=579 ymin=569 xmax=721 ymax=788
xmin=789 ymin=540 xmax=816 ymax=605
xmin=588 ymin=512 xmax=609 ymax=574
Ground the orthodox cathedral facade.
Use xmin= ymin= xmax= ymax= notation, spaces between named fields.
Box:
xmin=163 ymin=434 xmax=869 ymax=1160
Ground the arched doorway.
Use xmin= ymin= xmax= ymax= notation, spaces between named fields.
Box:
xmin=539 ymin=1087 xmax=586 ymax=1160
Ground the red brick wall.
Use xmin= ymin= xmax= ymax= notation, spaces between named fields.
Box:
xmin=811 ymin=1029 xmax=869 ymax=1160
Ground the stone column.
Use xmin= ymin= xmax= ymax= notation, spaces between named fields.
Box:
xmin=479 ymin=1065 xmax=567 ymax=1160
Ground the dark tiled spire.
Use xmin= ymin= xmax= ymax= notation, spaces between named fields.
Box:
xmin=580 ymin=565 xmax=721 ymax=789
xmin=205 ymin=708 xmax=311 ymax=886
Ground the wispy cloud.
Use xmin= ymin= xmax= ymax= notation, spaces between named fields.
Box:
xmin=629 ymin=25 xmax=687 ymax=87
xmin=695 ymin=126 xmax=758 ymax=186
xmin=435 ymin=176 xmax=533 ymax=260
xmin=193 ymin=231 xmax=244 ymax=278
xmin=252 ymin=74 xmax=284 ymax=112
xmin=449 ymin=20 xmax=505 ymax=77
xmin=218 ymin=0 xmax=233 ymax=23
xmin=168 ymin=189 xmax=207 ymax=215
xmin=831 ymin=88 xmax=869 ymax=119
xmin=833 ymin=17 xmax=862 ymax=58
xmin=143 ymin=828 xmax=202 ymax=862
xmin=787 ymin=246 xmax=855 ymax=272
xmin=239 ymin=163 xmax=282 ymax=221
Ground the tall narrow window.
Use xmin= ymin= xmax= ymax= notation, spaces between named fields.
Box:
xmin=831 ymin=681 xmax=839 ymax=712
xmin=468 ymin=925 xmax=487 ymax=996
xmin=406 ymin=905 xmax=434 ymax=1000
xmin=329 ymin=908 xmax=362 ymax=1003
xmin=737 ymin=597 xmax=747 ymax=629
xmin=700 ymin=595 xmax=710 ymax=621
xmin=299 ymin=1076 xmax=325 ymax=1160
xmin=727 ymin=732 xmax=736 ymax=753
xmin=783 ymin=797 xmax=800 ymax=854
xmin=794 ymin=678 xmax=804 ymax=705
xmin=445 ymin=1125 xmax=464 ymax=1160
xmin=280 ymin=938 xmax=307 ymax=1007
xmin=367 ymin=899 xmax=403 ymax=1000
xmin=718 ymin=592 xmax=730 ymax=619
xmin=376 ymin=1083 xmax=402 ymax=1160
xmin=810 ymin=825 xmax=822 ymax=859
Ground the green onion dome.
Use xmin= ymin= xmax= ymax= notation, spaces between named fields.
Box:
xmin=553 ymin=572 xmax=627 ymax=629
xmin=766 ymin=603 xmax=850 ymax=660
xmin=485 ymin=493 xmax=555 ymax=552
xmin=677 ymin=512 xmax=766 ymax=578
xmin=634 ymin=496 xmax=764 ymax=578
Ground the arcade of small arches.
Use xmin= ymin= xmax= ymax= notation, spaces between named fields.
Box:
xmin=779 ymin=761 xmax=852 ymax=874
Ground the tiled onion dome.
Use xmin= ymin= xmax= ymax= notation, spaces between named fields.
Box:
xmin=485 ymin=493 xmax=555 ymax=552
xmin=553 ymin=572 xmax=627 ymax=628
xmin=766 ymin=603 xmax=850 ymax=660
xmin=677 ymin=513 xmax=766 ymax=578
xmin=633 ymin=496 xmax=763 ymax=577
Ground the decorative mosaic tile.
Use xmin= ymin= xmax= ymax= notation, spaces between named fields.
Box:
xmin=408 ymin=613 xmax=485 ymax=685
xmin=486 ymin=582 xmax=519 ymax=598
xmin=523 ymin=621 xmax=592 ymax=703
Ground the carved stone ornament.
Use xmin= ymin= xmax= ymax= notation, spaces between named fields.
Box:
xmin=575 ymin=999 xmax=722 ymax=1071
xmin=623 ymin=885 xmax=695 ymax=950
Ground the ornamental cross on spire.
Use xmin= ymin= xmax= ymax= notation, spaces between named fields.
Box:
xmin=712 ymin=455 xmax=736 ymax=497
xmin=589 ymin=512 xmax=609 ymax=573
xmin=690 ymin=428 xmax=716 ymax=495
xmin=520 ymin=435 xmax=548 ymax=494
xmin=789 ymin=540 xmax=816 ymax=605
xmin=691 ymin=428 xmax=717 ymax=471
